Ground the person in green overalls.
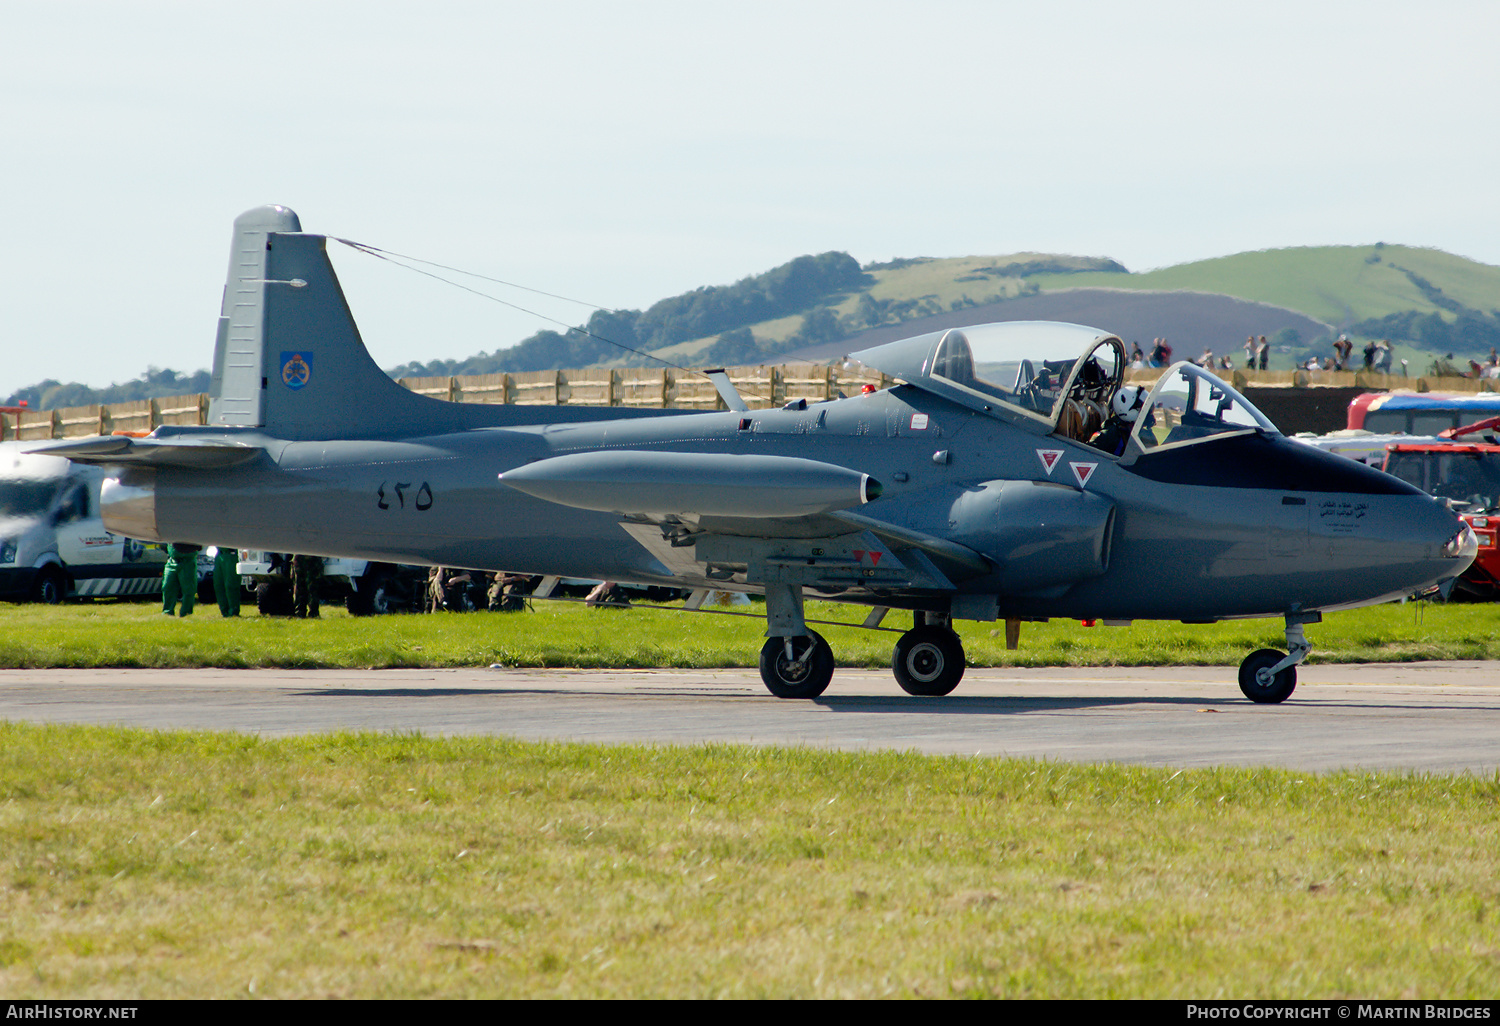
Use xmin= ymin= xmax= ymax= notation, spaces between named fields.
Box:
xmin=213 ymin=545 xmax=241 ymax=617
xmin=161 ymin=542 xmax=202 ymax=616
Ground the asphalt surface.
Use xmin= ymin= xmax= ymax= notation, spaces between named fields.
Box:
xmin=2 ymin=662 xmax=1498 ymax=772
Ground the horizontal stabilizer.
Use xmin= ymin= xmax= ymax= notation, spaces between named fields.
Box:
xmin=500 ymin=451 xmax=879 ymax=518
xmin=31 ymin=436 xmax=263 ymax=468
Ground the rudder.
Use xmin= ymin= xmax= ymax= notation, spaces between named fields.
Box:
xmin=207 ymin=205 xmax=464 ymax=440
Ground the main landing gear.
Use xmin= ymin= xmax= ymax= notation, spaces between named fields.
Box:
xmin=759 ymin=632 xmax=835 ymax=699
xmin=754 ymin=586 xmax=968 ymax=699
xmin=892 ymin=613 xmax=966 ymax=696
xmin=1238 ymin=612 xmax=1319 ymax=704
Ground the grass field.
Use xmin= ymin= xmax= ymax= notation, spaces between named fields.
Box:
xmin=1 ymin=723 xmax=1497 ymax=998
xmin=0 ymin=594 xmax=1497 ymax=670
xmin=3 ymin=600 xmax=1498 ymax=997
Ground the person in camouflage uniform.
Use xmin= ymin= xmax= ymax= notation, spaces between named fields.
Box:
xmin=291 ymin=554 xmax=322 ymax=618
xmin=161 ymin=542 xmax=202 ymax=616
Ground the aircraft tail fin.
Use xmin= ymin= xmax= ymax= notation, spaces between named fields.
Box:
xmin=206 ymin=205 xmax=471 ymax=440
xmin=205 ymin=205 xmax=682 ymax=440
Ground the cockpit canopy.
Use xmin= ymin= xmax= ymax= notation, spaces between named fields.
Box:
xmin=1133 ymin=362 xmax=1278 ymax=450
xmin=849 ymin=319 xmax=1279 ymax=456
xmin=851 ymin=321 xmax=1118 ymax=423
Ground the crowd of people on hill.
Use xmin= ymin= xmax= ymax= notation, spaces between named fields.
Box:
xmin=1292 ymin=335 xmax=1396 ymax=373
xmin=1126 ymin=335 xmax=1271 ymax=372
xmin=1119 ymin=333 xmax=1500 ymax=379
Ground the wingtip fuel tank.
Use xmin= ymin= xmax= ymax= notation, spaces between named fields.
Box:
xmin=500 ymin=451 xmax=879 ymax=518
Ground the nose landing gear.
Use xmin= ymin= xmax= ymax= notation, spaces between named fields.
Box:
xmin=1238 ymin=612 xmax=1319 ymax=704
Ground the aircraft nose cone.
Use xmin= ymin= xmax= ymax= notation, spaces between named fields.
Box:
xmin=1443 ymin=521 xmax=1479 ymax=566
xmin=1319 ymin=492 xmax=1473 ymax=606
xmin=1409 ymin=499 xmax=1476 ymax=593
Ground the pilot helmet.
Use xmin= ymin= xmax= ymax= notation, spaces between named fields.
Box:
xmin=1112 ymin=385 xmax=1146 ymax=421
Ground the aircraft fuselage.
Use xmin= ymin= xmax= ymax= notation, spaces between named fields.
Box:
xmin=107 ymin=382 xmax=1462 ymax=623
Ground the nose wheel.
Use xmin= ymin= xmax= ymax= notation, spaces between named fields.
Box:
xmin=759 ymin=631 xmax=835 ymax=699
xmin=1238 ymin=616 xmax=1316 ymax=704
xmin=1238 ymin=648 xmax=1297 ymax=703
xmin=892 ymin=625 xmax=966 ymax=696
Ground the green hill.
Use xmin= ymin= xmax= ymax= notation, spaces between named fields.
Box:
xmin=657 ymin=244 xmax=1500 ymax=369
xmin=13 ymin=245 xmax=1500 ymax=412
xmin=1024 ymin=244 xmax=1500 ymax=329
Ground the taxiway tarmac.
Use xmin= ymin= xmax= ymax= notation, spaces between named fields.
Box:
xmin=2 ymin=663 xmax=1498 ymax=772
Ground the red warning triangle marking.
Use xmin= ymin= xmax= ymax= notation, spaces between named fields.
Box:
xmin=852 ymin=550 xmax=866 ymax=562
xmin=868 ymin=551 xmax=882 ymax=567
xmin=1036 ymin=449 xmax=1064 ymax=475
xmin=1070 ymin=462 xmax=1098 ymax=488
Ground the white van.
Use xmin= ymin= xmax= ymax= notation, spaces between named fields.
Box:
xmin=0 ymin=441 xmax=169 ymax=602
xmin=235 ymin=550 xmax=429 ymax=615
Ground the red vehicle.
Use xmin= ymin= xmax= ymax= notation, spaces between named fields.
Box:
xmin=1381 ymin=439 xmax=1500 ymax=599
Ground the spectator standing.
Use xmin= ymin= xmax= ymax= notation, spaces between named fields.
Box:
xmin=1256 ymin=336 xmax=1269 ymax=370
xmin=1375 ymin=340 xmax=1394 ymax=374
xmin=1332 ymin=336 xmax=1353 ymax=370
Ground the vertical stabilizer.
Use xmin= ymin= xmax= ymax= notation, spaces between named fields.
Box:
xmin=207 ymin=205 xmax=302 ymax=428
xmin=203 ymin=205 xmax=655 ymax=441
xmin=206 ymin=205 xmax=481 ymax=441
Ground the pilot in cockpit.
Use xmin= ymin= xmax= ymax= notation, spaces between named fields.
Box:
xmin=1091 ymin=384 xmax=1149 ymax=456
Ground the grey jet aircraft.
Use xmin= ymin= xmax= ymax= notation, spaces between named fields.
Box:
xmin=44 ymin=206 xmax=1477 ymax=703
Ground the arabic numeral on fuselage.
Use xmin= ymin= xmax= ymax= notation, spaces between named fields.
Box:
xmin=377 ymin=481 xmax=433 ymax=511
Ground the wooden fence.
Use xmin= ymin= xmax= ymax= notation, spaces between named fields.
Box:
xmin=5 ymin=362 xmax=1495 ymax=442
xmin=0 ymin=364 xmax=893 ymax=441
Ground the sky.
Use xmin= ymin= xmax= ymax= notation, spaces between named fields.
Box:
xmin=3 ymin=0 xmax=1499 ymax=396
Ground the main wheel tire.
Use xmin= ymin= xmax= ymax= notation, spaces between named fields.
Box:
xmin=256 ymin=581 xmax=294 ymax=617
xmin=347 ymin=572 xmax=395 ymax=616
xmin=892 ymin=626 xmax=966 ymax=696
xmin=1239 ymin=648 xmax=1297 ymax=704
xmin=759 ymin=631 xmax=835 ymax=699
xmin=32 ymin=566 xmax=67 ymax=605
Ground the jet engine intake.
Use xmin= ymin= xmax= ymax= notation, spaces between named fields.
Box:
xmin=949 ymin=479 xmax=1115 ymax=593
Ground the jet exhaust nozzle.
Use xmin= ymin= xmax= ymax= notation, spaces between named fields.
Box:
xmin=100 ymin=470 xmax=161 ymax=542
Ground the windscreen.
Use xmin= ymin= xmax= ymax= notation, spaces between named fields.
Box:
xmin=1386 ymin=450 xmax=1500 ymax=512
xmin=928 ymin=323 xmax=1119 ymax=421
xmin=0 ymin=478 xmax=63 ymax=519
xmin=1133 ymin=364 xmax=1278 ymax=451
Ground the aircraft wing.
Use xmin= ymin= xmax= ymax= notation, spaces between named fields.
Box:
xmin=827 ymin=509 xmax=993 ymax=578
xmin=500 ymin=450 xmax=989 ymax=592
xmin=31 ymin=436 xmax=264 ymax=468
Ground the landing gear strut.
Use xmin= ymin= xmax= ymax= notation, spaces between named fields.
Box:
xmin=1238 ymin=613 xmax=1318 ymax=704
xmin=757 ymin=583 xmax=835 ymax=698
xmin=759 ymin=632 xmax=834 ymax=699
xmin=892 ymin=612 xmax=966 ymax=697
